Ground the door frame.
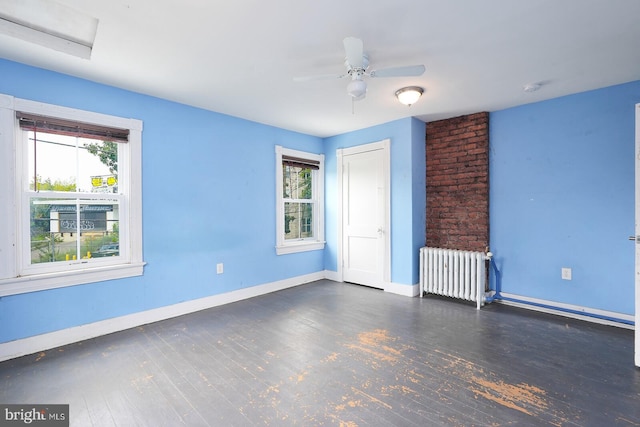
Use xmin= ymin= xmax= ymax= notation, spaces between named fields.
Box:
xmin=336 ymin=139 xmax=391 ymax=287
xmin=635 ymin=103 xmax=639 ymax=368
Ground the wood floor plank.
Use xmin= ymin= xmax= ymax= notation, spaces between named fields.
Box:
xmin=0 ymin=280 xmax=638 ymax=426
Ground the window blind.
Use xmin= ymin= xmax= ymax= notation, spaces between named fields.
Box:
xmin=16 ymin=112 xmax=129 ymax=142
xmin=282 ymin=154 xmax=319 ymax=170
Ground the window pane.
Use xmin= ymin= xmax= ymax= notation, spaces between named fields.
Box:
xmin=283 ymin=165 xmax=312 ymax=199
xmin=28 ymin=131 xmax=118 ymax=193
xmin=30 ymin=197 xmax=120 ymax=264
xmin=284 ymin=202 xmax=313 ymax=240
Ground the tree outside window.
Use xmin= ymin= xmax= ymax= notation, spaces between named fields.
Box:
xmin=275 ymin=146 xmax=324 ymax=255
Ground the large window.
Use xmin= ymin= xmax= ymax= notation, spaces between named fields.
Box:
xmin=275 ymin=146 xmax=324 ymax=255
xmin=0 ymin=95 xmax=144 ymax=296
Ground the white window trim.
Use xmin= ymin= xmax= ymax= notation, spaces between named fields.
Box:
xmin=275 ymin=145 xmax=325 ymax=255
xmin=0 ymin=94 xmax=145 ymax=297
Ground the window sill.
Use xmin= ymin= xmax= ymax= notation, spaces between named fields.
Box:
xmin=0 ymin=262 xmax=146 ymax=297
xmin=276 ymin=241 xmax=325 ymax=255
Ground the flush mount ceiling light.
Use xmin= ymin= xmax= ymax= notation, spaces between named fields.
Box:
xmin=395 ymin=86 xmax=424 ymax=106
xmin=0 ymin=0 xmax=98 ymax=59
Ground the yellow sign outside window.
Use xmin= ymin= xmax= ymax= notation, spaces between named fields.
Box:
xmin=91 ymin=175 xmax=117 ymax=190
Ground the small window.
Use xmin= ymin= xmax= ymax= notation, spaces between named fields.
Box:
xmin=275 ymin=146 xmax=324 ymax=255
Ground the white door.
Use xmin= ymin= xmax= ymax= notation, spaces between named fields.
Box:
xmin=339 ymin=140 xmax=390 ymax=289
xmin=635 ymin=103 xmax=640 ymax=368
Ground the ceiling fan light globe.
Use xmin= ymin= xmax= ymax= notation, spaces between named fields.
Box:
xmin=347 ymin=79 xmax=367 ymax=98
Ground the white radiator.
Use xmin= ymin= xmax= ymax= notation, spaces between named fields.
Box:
xmin=419 ymin=247 xmax=492 ymax=309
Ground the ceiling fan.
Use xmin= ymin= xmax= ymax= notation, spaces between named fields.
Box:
xmin=294 ymin=37 xmax=425 ymax=101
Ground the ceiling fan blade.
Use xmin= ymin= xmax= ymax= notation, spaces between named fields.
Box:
xmin=343 ymin=36 xmax=363 ymax=69
xmin=369 ymin=64 xmax=425 ymax=78
xmin=293 ymin=73 xmax=346 ymax=82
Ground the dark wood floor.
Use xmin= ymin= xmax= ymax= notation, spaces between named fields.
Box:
xmin=1 ymin=280 xmax=639 ymax=426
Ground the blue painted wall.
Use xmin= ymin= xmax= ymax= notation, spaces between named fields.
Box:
xmin=323 ymin=117 xmax=426 ymax=286
xmin=0 ymin=59 xmax=325 ymax=342
xmin=490 ymin=80 xmax=640 ymax=315
xmin=0 ymin=56 xmax=637 ymax=345
xmin=410 ymin=118 xmax=427 ymax=284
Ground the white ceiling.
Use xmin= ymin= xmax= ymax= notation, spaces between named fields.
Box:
xmin=0 ymin=0 xmax=639 ymax=138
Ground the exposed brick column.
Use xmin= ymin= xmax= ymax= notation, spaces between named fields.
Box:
xmin=425 ymin=112 xmax=489 ymax=252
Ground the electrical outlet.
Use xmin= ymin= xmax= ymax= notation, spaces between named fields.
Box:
xmin=561 ymin=267 xmax=572 ymax=280
xmin=216 ymin=263 xmax=224 ymax=274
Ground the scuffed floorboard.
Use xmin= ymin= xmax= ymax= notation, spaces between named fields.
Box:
xmin=1 ymin=280 xmax=638 ymax=426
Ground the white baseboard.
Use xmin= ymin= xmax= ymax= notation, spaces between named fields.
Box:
xmin=323 ymin=269 xmax=341 ymax=282
xmin=497 ymin=292 xmax=634 ymax=330
xmin=322 ymin=269 xmax=419 ymax=298
xmin=0 ymin=271 xmax=325 ymax=362
xmin=385 ymin=281 xmax=419 ymax=297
